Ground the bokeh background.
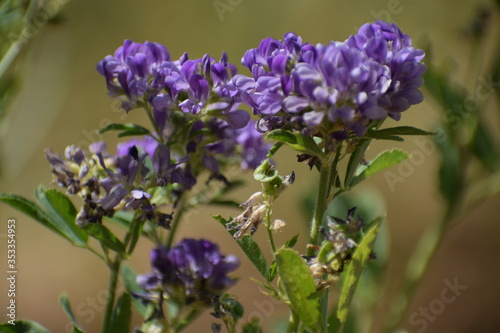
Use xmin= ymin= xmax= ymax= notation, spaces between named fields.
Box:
xmin=1 ymin=0 xmax=500 ymax=332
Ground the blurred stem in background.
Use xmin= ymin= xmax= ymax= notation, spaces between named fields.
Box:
xmin=0 ymin=0 xmax=69 ymax=118
xmin=384 ymin=2 xmax=500 ymax=331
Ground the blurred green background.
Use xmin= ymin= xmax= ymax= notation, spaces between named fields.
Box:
xmin=1 ymin=0 xmax=500 ymax=332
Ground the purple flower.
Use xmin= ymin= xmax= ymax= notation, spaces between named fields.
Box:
xmin=116 ymin=135 xmax=159 ymax=157
xmin=236 ymin=120 xmax=271 ymax=169
xmin=137 ymin=239 xmax=240 ymax=305
xmin=46 ymin=141 xmax=178 ymax=227
xmin=346 ymin=20 xmax=426 ymax=119
xmin=97 ymin=40 xmax=171 ymax=110
xmin=234 ymin=22 xmax=426 ymax=145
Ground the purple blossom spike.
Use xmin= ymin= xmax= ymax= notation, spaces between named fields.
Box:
xmin=137 ymin=239 xmax=240 ymax=305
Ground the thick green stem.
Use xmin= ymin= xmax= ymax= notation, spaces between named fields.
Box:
xmin=307 ymin=156 xmax=333 ymax=257
xmin=101 ymin=258 xmax=122 ymax=333
xmin=286 ymin=310 xmax=300 ymax=333
xmin=384 ymin=209 xmax=455 ymax=332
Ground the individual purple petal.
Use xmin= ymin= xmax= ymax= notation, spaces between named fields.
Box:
xmin=136 ymin=273 xmax=160 ymax=290
xmin=131 ymin=189 xmax=152 ymax=200
xmin=99 ymin=186 xmax=128 ymax=210
xmin=203 ymin=154 xmax=219 ymax=173
xmin=116 ymin=136 xmax=158 ymax=158
xmin=302 ymin=111 xmax=324 ymax=128
xmin=225 ymin=110 xmax=250 ymax=129
xmin=90 ymin=141 xmax=107 ymax=154
xmin=283 ymin=96 xmax=309 ymax=113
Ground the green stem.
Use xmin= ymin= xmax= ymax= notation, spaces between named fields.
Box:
xmin=265 ymin=202 xmax=277 ymax=253
xmin=383 ymin=208 xmax=455 ymax=332
xmin=286 ymin=310 xmax=300 ymax=333
xmin=144 ymin=104 xmax=164 ymax=143
xmin=307 ymin=156 xmax=333 ymax=257
xmin=101 ymin=257 xmax=122 ymax=333
xmin=166 ymin=198 xmax=186 ymax=248
xmin=86 ymin=246 xmax=106 ymax=262
xmin=0 ymin=42 xmax=22 ymax=79
xmin=173 ymin=308 xmax=203 ymax=332
xmin=320 ymin=290 xmax=329 ymax=333
xmin=0 ymin=0 xmax=68 ymax=79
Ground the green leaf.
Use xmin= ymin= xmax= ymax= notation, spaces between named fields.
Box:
xmin=317 ymin=241 xmax=334 ymax=264
xmin=208 ymin=199 xmax=241 ymax=208
xmin=120 ymin=265 xmax=149 ymax=317
xmin=335 ymin=217 xmax=383 ymax=330
xmin=364 ymin=129 xmax=404 ymax=141
xmin=105 ymin=211 xmax=136 ymax=229
xmin=344 ymin=138 xmax=370 ymax=188
xmin=368 ymin=126 xmax=433 ymax=137
xmin=110 ymin=292 xmax=132 ymax=333
xmin=34 ymin=187 xmax=87 ymax=247
xmin=267 ymin=142 xmax=283 ymax=158
xmin=126 ymin=218 xmax=145 ymax=255
xmin=237 ymin=235 xmax=271 ymax=281
xmin=284 ymin=234 xmax=299 ymax=248
xmin=268 ymin=261 xmax=278 ymax=281
xmin=275 ymin=248 xmax=320 ymax=330
xmin=0 ymin=320 xmax=52 ymax=333
xmin=253 ymin=159 xmax=279 ymax=182
xmin=292 ymin=132 xmax=324 ymax=157
xmin=250 ymin=278 xmax=280 ymax=299
xmin=214 ymin=215 xmax=271 ymax=281
xmin=0 ymin=193 xmax=67 ymax=239
xmin=98 ymin=123 xmax=151 ymax=138
xmin=266 ymin=129 xmax=324 ymax=157
xmin=349 ymin=149 xmax=409 ymax=187
xmin=83 ymin=223 xmax=126 ymax=254
xmin=242 ymin=317 xmax=263 ymax=333
xmin=59 ymin=293 xmax=85 ymax=333
xmin=266 ymin=129 xmax=297 ymax=144
xmin=424 ymin=67 xmax=469 ymax=120
xmin=471 ymin=120 xmax=499 ymax=172
xmin=436 ymin=134 xmax=462 ymax=208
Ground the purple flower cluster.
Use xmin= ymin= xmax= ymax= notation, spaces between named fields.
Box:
xmin=97 ymin=40 xmax=270 ymax=173
xmin=45 ymin=143 xmax=174 ymax=227
xmin=97 ymin=40 xmax=247 ymax=131
xmin=234 ymin=21 xmax=426 ymax=143
xmin=137 ymin=239 xmax=239 ymax=305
